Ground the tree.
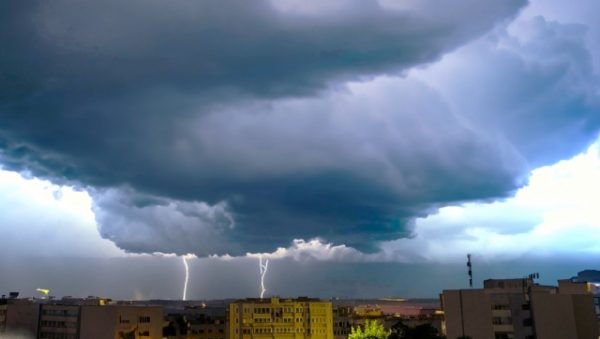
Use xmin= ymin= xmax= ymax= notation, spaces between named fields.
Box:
xmin=407 ymin=324 xmax=445 ymax=339
xmin=389 ymin=320 xmax=446 ymax=339
xmin=349 ymin=319 xmax=391 ymax=339
xmin=389 ymin=320 xmax=409 ymax=339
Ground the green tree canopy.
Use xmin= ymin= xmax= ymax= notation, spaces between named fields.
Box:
xmin=389 ymin=320 xmax=446 ymax=339
xmin=349 ymin=319 xmax=391 ymax=339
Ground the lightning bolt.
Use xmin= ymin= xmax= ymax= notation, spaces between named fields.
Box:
xmin=182 ymin=256 xmax=190 ymax=301
xmin=259 ymin=255 xmax=269 ymax=298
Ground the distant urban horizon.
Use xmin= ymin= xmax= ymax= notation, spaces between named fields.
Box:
xmin=2 ymin=0 xmax=600 ymax=316
xmin=2 ymin=255 xmax=598 ymax=300
xmin=3 ymin=272 xmax=599 ymax=339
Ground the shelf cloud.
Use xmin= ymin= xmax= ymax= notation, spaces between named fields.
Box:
xmin=2 ymin=0 xmax=600 ymax=258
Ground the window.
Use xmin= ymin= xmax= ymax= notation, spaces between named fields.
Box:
xmin=139 ymin=316 xmax=151 ymax=323
xmin=492 ymin=316 xmax=512 ymax=325
xmin=40 ymin=332 xmax=75 ymax=339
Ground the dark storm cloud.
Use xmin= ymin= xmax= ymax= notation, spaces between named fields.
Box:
xmin=424 ymin=16 xmax=600 ymax=167
xmin=92 ymin=188 xmax=239 ymax=256
xmin=0 ymin=0 xmax=541 ymax=255
xmin=84 ymin=77 xmax=528 ymax=256
xmin=0 ymin=0 xmax=524 ymax=99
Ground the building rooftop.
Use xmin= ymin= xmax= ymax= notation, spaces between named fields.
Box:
xmin=232 ymin=297 xmax=325 ymax=304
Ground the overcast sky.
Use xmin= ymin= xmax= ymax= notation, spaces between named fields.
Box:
xmin=1 ymin=0 xmax=600 ymax=299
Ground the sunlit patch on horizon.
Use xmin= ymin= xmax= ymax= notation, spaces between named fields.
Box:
xmin=0 ymin=168 xmax=125 ymax=258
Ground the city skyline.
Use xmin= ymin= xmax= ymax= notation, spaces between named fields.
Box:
xmin=1 ymin=0 xmax=600 ymax=300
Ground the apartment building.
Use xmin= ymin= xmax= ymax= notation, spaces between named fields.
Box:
xmin=0 ymin=296 xmax=163 ymax=339
xmin=441 ymin=278 xmax=599 ymax=339
xmin=229 ymin=297 xmax=333 ymax=339
xmin=38 ymin=303 xmax=80 ymax=339
xmin=163 ymin=306 xmax=227 ymax=339
xmin=0 ymin=297 xmax=40 ymax=337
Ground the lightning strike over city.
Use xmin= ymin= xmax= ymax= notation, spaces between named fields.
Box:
xmin=2 ymin=0 xmax=600 ymax=338
xmin=259 ymin=256 xmax=269 ymax=299
xmin=182 ymin=256 xmax=190 ymax=301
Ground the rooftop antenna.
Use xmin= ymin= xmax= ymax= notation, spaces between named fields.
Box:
xmin=527 ymin=272 xmax=540 ymax=282
xmin=467 ymin=254 xmax=473 ymax=288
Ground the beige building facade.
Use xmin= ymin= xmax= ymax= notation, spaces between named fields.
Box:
xmin=79 ymin=304 xmax=163 ymax=339
xmin=39 ymin=303 xmax=80 ymax=339
xmin=0 ymin=297 xmax=163 ymax=339
xmin=0 ymin=298 xmax=41 ymax=337
xmin=442 ymin=278 xmax=599 ymax=339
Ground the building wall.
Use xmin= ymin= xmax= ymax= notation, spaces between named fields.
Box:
xmin=532 ymin=294 xmax=598 ymax=339
xmin=442 ymin=289 xmax=494 ymax=339
xmin=558 ymin=279 xmax=600 ymax=334
xmin=229 ymin=298 xmax=333 ymax=339
xmin=188 ymin=315 xmax=226 ymax=339
xmin=0 ymin=298 xmax=165 ymax=338
xmin=443 ymin=278 xmax=600 ymax=339
xmin=164 ymin=312 xmax=227 ymax=339
xmin=332 ymin=306 xmax=352 ymax=339
xmin=443 ymin=279 xmax=542 ymax=339
xmin=39 ymin=304 xmax=80 ymax=339
xmin=0 ymin=304 xmax=7 ymax=333
xmin=558 ymin=280 xmax=591 ymax=295
xmin=79 ymin=305 xmax=163 ymax=339
xmin=3 ymin=300 xmax=40 ymax=337
xmin=488 ymin=291 xmax=534 ymax=339
xmin=532 ymin=293 xmax=598 ymax=339
xmin=572 ymin=295 xmax=599 ymax=339
xmin=531 ymin=293 xmax=577 ymax=339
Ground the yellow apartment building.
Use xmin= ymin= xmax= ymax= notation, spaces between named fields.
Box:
xmin=229 ymin=297 xmax=333 ymax=339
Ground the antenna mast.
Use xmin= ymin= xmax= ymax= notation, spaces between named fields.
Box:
xmin=467 ymin=254 xmax=473 ymax=288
